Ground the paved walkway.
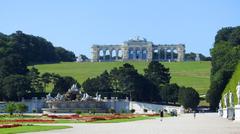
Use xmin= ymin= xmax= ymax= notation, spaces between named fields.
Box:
xmin=25 ymin=113 xmax=240 ymax=134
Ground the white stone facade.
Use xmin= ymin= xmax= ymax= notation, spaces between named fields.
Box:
xmin=92 ymin=37 xmax=185 ymax=62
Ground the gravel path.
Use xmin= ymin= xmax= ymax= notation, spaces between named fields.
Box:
xmin=25 ymin=113 xmax=240 ymax=134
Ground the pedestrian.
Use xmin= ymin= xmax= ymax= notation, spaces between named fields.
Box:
xmin=193 ymin=111 xmax=196 ymax=119
xmin=160 ymin=110 xmax=164 ymax=121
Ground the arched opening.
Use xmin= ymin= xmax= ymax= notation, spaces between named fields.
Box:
xmin=142 ymin=48 xmax=147 ymax=60
xmin=166 ymin=49 xmax=171 ymax=61
xmin=99 ymin=50 xmax=104 ymax=61
xmin=173 ymin=49 xmax=178 ymax=61
xmin=105 ymin=50 xmax=110 ymax=61
xmin=136 ymin=48 xmax=141 ymax=60
xmin=117 ymin=49 xmax=123 ymax=60
xmin=128 ymin=48 xmax=134 ymax=59
xmin=153 ymin=49 xmax=159 ymax=60
xmin=159 ymin=49 xmax=165 ymax=61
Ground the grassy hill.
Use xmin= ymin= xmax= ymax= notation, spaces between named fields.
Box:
xmin=33 ymin=61 xmax=211 ymax=95
xmin=221 ymin=63 xmax=240 ymax=105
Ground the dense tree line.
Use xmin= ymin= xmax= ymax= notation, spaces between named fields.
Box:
xmin=206 ymin=26 xmax=240 ymax=110
xmin=185 ymin=52 xmax=211 ymax=61
xmin=0 ymin=30 xmax=78 ymax=101
xmin=82 ymin=61 xmax=200 ymax=109
xmin=0 ymin=31 xmax=75 ymax=65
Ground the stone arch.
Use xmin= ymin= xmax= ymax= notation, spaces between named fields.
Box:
xmin=173 ymin=48 xmax=178 ymax=61
xmin=111 ymin=49 xmax=117 ymax=60
xmin=166 ymin=48 xmax=171 ymax=61
xmin=142 ymin=48 xmax=147 ymax=60
xmin=99 ymin=49 xmax=104 ymax=61
xmin=153 ymin=49 xmax=159 ymax=60
xmin=159 ymin=48 xmax=165 ymax=61
xmin=136 ymin=48 xmax=141 ymax=60
xmin=128 ymin=48 xmax=134 ymax=59
xmin=117 ymin=49 xmax=123 ymax=60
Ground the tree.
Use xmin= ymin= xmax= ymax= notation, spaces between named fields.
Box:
xmin=41 ymin=72 xmax=52 ymax=89
xmin=110 ymin=63 xmax=159 ymax=102
xmin=160 ymin=83 xmax=179 ymax=104
xmin=0 ymin=54 xmax=28 ymax=78
xmin=28 ymin=67 xmax=44 ymax=93
xmin=5 ymin=102 xmax=16 ymax=115
xmin=51 ymin=76 xmax=80 ymax=96
xmin=16 ymin=103 xmax=28 ymax=115
xmin=207 ymin=26 xmax=240 ymax=110
xmin=2 ymin=75 xmax=32 ymax=101
xmin=82 ymin=71 xmax=113 ymax=97
xmin=55 ymin=47 xmax=76 ymax=62
xmin=178 ymin=87 xmax=200 ymax=109
xmin=144 ymin=61 xmax=171 ymax=86
xmin=0 ymin=31 xmax=76 ymax=65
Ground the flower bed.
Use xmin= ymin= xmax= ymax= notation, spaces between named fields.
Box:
xmin=0 ymin=124 xmax=22 ymax=128
xmin=47 ymin=114 xmax=79 ymax=119
xmin=0 ymin=119 xmax=55 ymax=123
xmin=45 ymin=114 xmax=137 ymax=122
xmin=78 ymin=114 xmax=137 ymax=122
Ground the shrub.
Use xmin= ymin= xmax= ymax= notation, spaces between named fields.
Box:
xmin=32 ymin=109 xmax=37 ymax=113
xmin=178 ymin=87 xmax=200 ymax=109
xmin=121 ymin=109 xmax=126 ymax=113
xmin=75 ymin=110 xmax=82 ymax=115
xmin=5 ymin=102 xmax=16 ymax=115
xmin=109 ymin=108 xmax=115 ymax=114
xmin=16 ymin=103 xmax=28 ymax=115
xmin=143 ymin=109 xmax=148 ymax=113
xmin=130 ymin=109 xmax=135 ymax=113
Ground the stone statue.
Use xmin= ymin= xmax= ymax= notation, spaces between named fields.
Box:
xmin=68 ymin=84 xmax=79 ymax=92
xmin=55 ymin=93 xmax=64 ymax=101
xmin=219 ymin=101 xmax=222 ymax=109
xmin=229 ymin=92 xmax=234 ymax=107
xmin=46 ymin=93 xmax=53 ymax=101
xmin=236 ymin=81 xmax=240 ymax=105
xmin=224 ymin=93 xmax=229 ymax=107
xmin=81 ymin=93 xmax=91 ymax=101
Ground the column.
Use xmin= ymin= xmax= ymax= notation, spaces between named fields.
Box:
xmin=116 ymin=50 xmax=119 ymax=60
xmin=164 ymin=49 xmax=167 ymax=61
xmin=122 ymin=46 xmax=129 ymax=61
xmin=146 ymin=46 xmax=153 ymax=61
xmin=140 ymin=49 xmax=143 ymax=60
xmin=103 ymin=50 xmax=106 ymax=61
xmin=91 ymin=47 xmax=99 ymax=62
xmin=171 ymin=49 xmax=174 ymax=61
xmin=110 ymin=50 xmax=112 ymax=61
xmin=133 ymin=49 xmax=136 ymax=60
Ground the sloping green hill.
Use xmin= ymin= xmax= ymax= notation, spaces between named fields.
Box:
xmin=33 ymin=61 xmax=211 ymax=95
xmin=221 ymin=63 xmax=240 ymax=105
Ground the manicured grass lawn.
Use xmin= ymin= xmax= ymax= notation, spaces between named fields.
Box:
xmin=33 ymin=61 xmax=211 ymax=95
xmin=0 ymin=125 xmax=71 ymax=134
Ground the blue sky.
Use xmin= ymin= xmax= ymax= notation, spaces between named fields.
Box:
xmin=0 ymin=0 xmax=239 ymax=57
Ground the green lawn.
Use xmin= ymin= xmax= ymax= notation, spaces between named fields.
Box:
xmin=0 ymin=125 xmax=71 ymax=134
xmin=33 ymin=61 xmax=211 ymax=95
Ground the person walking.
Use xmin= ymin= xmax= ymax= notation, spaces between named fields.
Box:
xmin=193 ymin=111 xmax=196 ymax=119
xmin=160 ymin=110 xmax=164 ymax=122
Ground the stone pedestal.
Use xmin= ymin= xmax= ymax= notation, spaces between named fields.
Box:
xmin=223 ymin=108 xmax=228 ymax=118
xmin=227 ymin=107 xmax=235 ymax=120
xmin=218 ymin=108 xmax=223 ymax=117
xmin=223 ymin=107 xmax=234 ymax=119
xmin=235 ymin=105 xmax=240 ymax=121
